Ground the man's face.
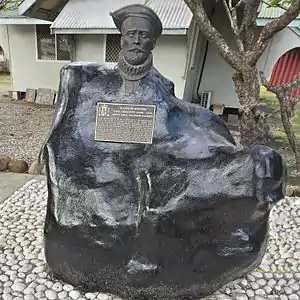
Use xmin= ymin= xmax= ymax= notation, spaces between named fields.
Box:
xmin=121 ymin=17 xmax=156 ymax=66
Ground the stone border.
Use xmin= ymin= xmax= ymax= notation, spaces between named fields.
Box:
xmin=286 ymin=185 xmax=300 ymax=197
xmin=0 ymin=156 xmax=45 ymax=175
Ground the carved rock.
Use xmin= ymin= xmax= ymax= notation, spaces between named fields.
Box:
xmin=42 ymin=63 xmax=286 ymax=300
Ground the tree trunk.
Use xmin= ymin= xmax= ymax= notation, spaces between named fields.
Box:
xmin=279 ymin=98 xmax=300 ymax=172
xmin=232 ymin=67 xmax=270 ymax=147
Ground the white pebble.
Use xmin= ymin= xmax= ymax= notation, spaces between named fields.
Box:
xmin=293 ymin=251 xmax=300 ymax=259
xmin=255 ymin=289 xmax=266 ymax=296
xmin=32 ymin=266 xmax=45 ymax=273
xmin=52 ymin=282 xmax=63 ymax=292
xmin=24 ymin=287 xmax=35 ymax=295
xmin=11 ymin=282 xmax=26 ymax=292
xmin=63 ymin=284 xmax=74 ymax=292
xmin=0 ymin=274 xmax=9 ymax=282
xmin=85 ymin=292 xmax=97 ymax=299
xmin=36 ymin=284 xmax=47 ymax=292
xmin=246 ymin=290 xmax=255 ymax=297
xmin=3 ymin=281 xmax=13 ymax=287
xmin=97 ymin=293 xmax=111 ymax=300
xmin=26 ymin=274 xmax=36 ymax=283
xmin=69 ymin=290 xmax=81 ymax=299
xmin=45 ymin=290 xmax=57 ymax=300
xmin=58 ymin=291 xmax=68 ymax=299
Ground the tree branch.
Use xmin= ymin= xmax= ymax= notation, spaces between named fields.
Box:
xmin=251 ymin=0 xmax=300 ymax=63
xmin=221 ymin=0 xmax=244 ymax=51
xmin=233 ymin=0 xmax=245 ymax=9
xmin=184 ymin=0 xmax=243 ymax=71
xmin=238 ymin=0 xmax=261 ymax=50
xmin=259 ymin=71 xmax=279 ymax=93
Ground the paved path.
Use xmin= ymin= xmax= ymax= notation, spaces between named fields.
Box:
xmin=0 ymin=173 xmax=45 ymax=203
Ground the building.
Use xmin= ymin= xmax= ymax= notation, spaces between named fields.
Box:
xmin=0 ymin=0 xmax=299 ymax=111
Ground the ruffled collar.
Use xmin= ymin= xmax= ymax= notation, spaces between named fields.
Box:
xmin=117 ymin=51 xmax=153 ymax=81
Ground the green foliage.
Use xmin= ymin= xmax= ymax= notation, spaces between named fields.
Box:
xmin=264 ymin=0 xmax=292 ymax=9
xmin=144 ymin=0 xmax=152 ymax=4
xmin=0 ymin=0 xmax=23 ymax=11
xmin=266 ymin=0 xmax=291 ymax=5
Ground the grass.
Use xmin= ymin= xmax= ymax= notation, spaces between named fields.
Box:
xmin=260 ymin=86 xmax=279 ymax=111
xmin=0 ymin=73 xmax=11 ymax=87
xmin=259 ymin=86 xmax=300 ymax=181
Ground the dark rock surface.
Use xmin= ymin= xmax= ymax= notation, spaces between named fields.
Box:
xmin=42 ymin=62 xmax=286 ymax=300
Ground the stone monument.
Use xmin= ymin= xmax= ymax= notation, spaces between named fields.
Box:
xmin=41 ymin=4 xmax=286 ymax=300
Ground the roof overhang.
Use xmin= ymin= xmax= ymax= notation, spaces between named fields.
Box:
xmin=0 ymin=17 xmax=51 ymax=25
xmin=51 ymin=28 xmax=188 ymax=35
xmin=19 ymin=0 xmax=68 ymax=21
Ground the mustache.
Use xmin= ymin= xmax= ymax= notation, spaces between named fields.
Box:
xmin=127 ymin=48 xmax=146 ymax=53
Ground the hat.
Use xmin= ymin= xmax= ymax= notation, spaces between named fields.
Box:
xmin=110 ymin=4 xmax=163 ymax=39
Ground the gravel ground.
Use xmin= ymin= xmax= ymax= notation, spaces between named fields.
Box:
xmin=0 ymin=179 xmax=299 ymax=300
xmin=0 ymin=97 xmax=54 ymax=166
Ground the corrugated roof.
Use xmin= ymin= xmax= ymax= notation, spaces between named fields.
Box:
xmin=51 ymin=0 xmax=192 ymax=34
xmin=258 ymin=2 xmax=300 ymax=20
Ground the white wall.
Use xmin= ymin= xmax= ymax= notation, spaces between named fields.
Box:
xmin=75 ymin=34 xmax=106 ymax=63
xmin=200 ymin=43 xmax=238 ymax=107
xmin=258 ymin=27 xmax=300 ymax=78
xmin=183 ymin=22 xmax=208 ymax=102
xmin=198 ymin=4 xmax=238 ymax=108
xmin=8 ymin=25 xmax=67 ymax=92
xmin=153 ymin=35 xmax=187 ymax=98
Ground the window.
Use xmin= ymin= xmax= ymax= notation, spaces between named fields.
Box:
xmin=36 ymin=25 xmax=72 ymax=61
xmin=105 ymin=34 xmax=122 ymax=63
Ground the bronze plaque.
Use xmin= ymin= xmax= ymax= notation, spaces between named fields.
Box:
xmin=95 ymin=102 xmax=156 ymax=144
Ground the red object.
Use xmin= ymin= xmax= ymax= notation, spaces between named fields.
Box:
xmin=269 ymin=48 xmax=300 ymax=98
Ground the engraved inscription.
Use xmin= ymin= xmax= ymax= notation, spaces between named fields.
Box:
xmin=95 ymin=102 xmax=156 ymax=144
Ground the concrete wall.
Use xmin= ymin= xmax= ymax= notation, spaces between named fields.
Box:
xmin=258 ymin=27 xmax=300 ymax=78
xmin=183 ymin=21 xmax=207 ymax=102
xmin=75 ymin=34 xmax=106 ymax=63
xmin=198 ymin=4 xmax=238 ymax=108
xmin=8 ymin=25 xmax=67 ymax=92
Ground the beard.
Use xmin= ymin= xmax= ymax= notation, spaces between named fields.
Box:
xmin=123 ymin=50 xmax=150 ymax=66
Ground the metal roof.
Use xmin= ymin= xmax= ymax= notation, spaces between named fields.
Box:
xmin=258 ymin=2 xmax=300 ymax=20
xmin=51 ymin=0 xmax=193 ymax=35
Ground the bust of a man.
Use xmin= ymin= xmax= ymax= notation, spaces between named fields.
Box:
xmin=111 ymin=4 xmax=162 ymax=82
